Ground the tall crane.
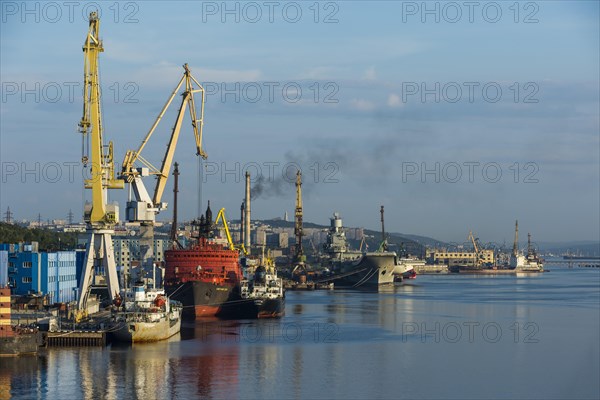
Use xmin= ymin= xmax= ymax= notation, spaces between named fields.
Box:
xmin=468 ymin=230 xmax=484 ymax=267
xmin=120 ymin=64 xmax=206 ymax=270
xmin=294 ymin=170 xmax=305 ymax=263
xmin=77 ymin=12 xmax=125 ymax=310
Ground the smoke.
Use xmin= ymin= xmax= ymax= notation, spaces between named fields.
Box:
xmin=251 ymin=175 xmax=294 ymax=200
xmin=249 ymin=133 xmax=421 ymax=200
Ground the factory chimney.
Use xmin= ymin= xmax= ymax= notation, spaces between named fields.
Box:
xmin=512 ymin=220 xmax=519 ymax=257
xmin=240 ymin=201 xmax=245 ymax=244
xmin=244 ymin=171 xmax=251 ymax=249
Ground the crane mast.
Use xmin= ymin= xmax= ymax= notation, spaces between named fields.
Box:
xmin=294 ymin=170 xmax=305 ymax=263
xmin=77 ymin=12 xmax=124 ymax=311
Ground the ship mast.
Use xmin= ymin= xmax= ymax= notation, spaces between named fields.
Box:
xmin=380 ymin=205 xmax=388 ymax=251
xmin=170 ymin=163 xmax=182 ymax=249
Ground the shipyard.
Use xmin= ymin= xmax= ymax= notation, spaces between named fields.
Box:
xmin=1 ymin=3 xmax=599 ymax=400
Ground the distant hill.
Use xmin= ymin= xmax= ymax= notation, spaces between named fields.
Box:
xmin=0 ymin=222 xmax=79 ymax=251
xmin=260 ymin=219 xmax=446 ymax=256
xmin=535 ymin=241 xmax=600 ymax=257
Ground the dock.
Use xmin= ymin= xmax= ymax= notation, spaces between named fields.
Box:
xmin=414 ymin=265 xmax=449 ymax=274
xmin=283 ymin=279 xmax=334 ymax=290
xmin=42 ymin=330 xmax=109 ymax=347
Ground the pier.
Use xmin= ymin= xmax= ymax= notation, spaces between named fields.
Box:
xmin=42 ymin=331 xmax=108 ymax=347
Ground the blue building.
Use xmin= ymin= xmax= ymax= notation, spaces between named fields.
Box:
xmin=0 ymin=250 xmax=8 ymax=286
xmin=2 ymin=243 xmax=82 ymax=303
xmin=8 ymin=250 xmax=41 ymax=295
xmin=43 ymin=252 xmax=78 ymax=303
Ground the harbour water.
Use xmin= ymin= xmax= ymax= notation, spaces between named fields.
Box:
xmin=1 ymin=266 xmax=598 ymax=399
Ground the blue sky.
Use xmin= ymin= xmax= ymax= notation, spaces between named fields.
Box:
xmin=1 ymin=1 xmax=599 ymax=243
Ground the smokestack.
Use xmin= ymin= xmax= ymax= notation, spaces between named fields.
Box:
xmin=240 ymin=201 xmax=245 ymax=243
xmin=512 ymin=220 xmax=519 ymax=256
xmin=245 ymin=171 xmax=251 ymax=249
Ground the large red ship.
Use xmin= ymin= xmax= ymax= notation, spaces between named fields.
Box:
xmin=164 ymin=203 xmax=243 ymax=319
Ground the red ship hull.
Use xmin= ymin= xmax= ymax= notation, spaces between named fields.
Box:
xmin=164 ymin=240 xmax=243 ymax=319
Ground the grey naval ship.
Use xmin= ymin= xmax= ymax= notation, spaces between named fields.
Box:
xmin=321 ymin=213 xmax=396 ymax=288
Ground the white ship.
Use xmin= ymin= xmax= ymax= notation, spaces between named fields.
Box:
xmin=112 ymin=283 xmax=182 ymax=343
xmin=509 ymin=222 xmax=544 ymax=272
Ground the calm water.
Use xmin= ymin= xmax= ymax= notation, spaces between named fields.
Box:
xmin=2 ymin=266 xmax=599 ymax=399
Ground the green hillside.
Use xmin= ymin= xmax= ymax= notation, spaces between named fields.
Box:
xmin=0 ymin=223 xmax=79 ymax=251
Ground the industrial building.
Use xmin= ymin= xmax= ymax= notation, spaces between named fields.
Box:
xmin=428 ymin=249 xmax=495 ymax=267
xmin=0 ymin=242 xmax=81 ymax=303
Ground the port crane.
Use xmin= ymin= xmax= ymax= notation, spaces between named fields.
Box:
xmin=215 ymin=208 xmax=248 ymax=255
xmin=120 ymin=64 xmax=207 ymax=269
xmin=293 ymin=170 xmax=305 ymax=263
xmin=77 ymin=12 xmax=125 ymax=310
xmin=468 ymin=230 xmax=485 ymax=267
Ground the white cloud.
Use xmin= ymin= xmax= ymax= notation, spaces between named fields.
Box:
xmin=301 ymin=66 xmax=337 ymax=79
xmin=351 ymin=99 xmax=375 ymax=111
xmin=387 ymin=93 xmax=403 ymax=108
xmin=364 ymin=66 xmax=376 ymax=80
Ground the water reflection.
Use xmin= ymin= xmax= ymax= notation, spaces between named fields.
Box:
xmin=2 ymin=269 xmax=599 ymax=399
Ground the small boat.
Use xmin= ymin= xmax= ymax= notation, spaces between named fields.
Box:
xmin=510 ymin=233 xmax=544 ymax=272
xmin=111 ymin=283 xmax=182 ymax=343
xmin=224 ymin=259 xmax=285 ymax=319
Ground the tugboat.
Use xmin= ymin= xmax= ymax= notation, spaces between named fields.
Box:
xmin=111 ymin=283 xmax=182 ymax=343
xmin=164 ymin=202 xmax=244 ymax=319
xmin=234 ymin=257 xmax=285 ymax=319
xmin=510 ymin=227 xmax=544 ymax=272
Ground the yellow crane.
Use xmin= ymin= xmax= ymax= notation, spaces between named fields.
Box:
xmin=215 ymin=208 xmax=248 ymax=255
xmin=294 ymin=170 xmax=305 ymax=263
xmin=120 ymin=64 xmax=207 ymax=268
xmin=77 ymin=12 xmax=124 ymax=311
xmin=468 ymin=230 xmax=483 ymax=267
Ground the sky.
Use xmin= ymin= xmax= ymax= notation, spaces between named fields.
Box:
xmin=1 ymin=0 xmax=599 ymax=244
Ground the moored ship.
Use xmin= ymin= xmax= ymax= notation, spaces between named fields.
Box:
xmin=510 ymin=231 xmax=544 ymax=272
xmin=320 ymin=213 xmax=396 ymax=288
xmin=111 ymin=283 xmax=182 ymax=343
xmin=233 ymin=262 xmax=285 ymax=319
xmin=164 ymin=203 xmax=244 ymax=319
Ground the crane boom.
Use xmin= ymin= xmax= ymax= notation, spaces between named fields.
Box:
xmin=468 ymin=230 xmax=479 ymax=254
xmin=215 ymin=208 xmax=247 ymax=255
xmin=121 ymin=63 xmax=207 ymax=222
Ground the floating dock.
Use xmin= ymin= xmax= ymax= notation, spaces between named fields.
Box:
xmin=42 ymin=331 xmax=108 ymax=347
